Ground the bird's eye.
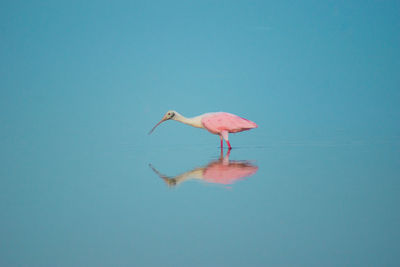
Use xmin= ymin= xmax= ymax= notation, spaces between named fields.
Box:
xmin=168 ymin=113 xmax=170 ymax=115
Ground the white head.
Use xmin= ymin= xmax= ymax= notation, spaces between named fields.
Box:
xmin=148 ymin=110 xmax=177 ymax=134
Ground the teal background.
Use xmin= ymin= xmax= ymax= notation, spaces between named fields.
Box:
xmin=1 ymin=1 xmax=399 ymax=266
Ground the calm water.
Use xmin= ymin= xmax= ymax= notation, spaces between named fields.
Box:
xmin=2 ymin=1 xmax=399 ymax=266
xmin=1 ymin=140 xmax=399 ymax=266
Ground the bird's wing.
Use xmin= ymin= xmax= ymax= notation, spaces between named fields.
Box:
xmin=201 ymin=112 xmax=257 ymax=133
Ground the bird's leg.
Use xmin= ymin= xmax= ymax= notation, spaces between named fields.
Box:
xmin=219 ymin=135 xmax=223 ymax=148
xmin=221 ymin=131 xmax=231 ymax=149
xmin=227 ymin=141 xmax=232 ymax=150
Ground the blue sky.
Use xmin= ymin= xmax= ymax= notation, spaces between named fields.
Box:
xmin=1 ymin=0 xmax=399 ymax=147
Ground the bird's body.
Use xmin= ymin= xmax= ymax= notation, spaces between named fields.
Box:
xmin=149 ymin=111 xmax=258 ymax=149
xmin=201 ymin=112 xmax=258 ymax=134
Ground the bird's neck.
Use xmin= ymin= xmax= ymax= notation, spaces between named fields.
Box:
xmin=173 ymin=112 xmax=204 ymax=129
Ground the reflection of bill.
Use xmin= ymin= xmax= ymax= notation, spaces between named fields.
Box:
xmin=149 ymin=150 xmax=258 ymax=187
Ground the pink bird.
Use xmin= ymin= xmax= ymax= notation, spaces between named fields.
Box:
xmin=149 ymin=110 xmax=258 ymax=148
xmin=149 ymin=149 xmax=258 ymax=187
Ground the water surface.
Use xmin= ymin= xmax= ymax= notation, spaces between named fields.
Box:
xmin=1 ymin=141 xmax=399 ymax=266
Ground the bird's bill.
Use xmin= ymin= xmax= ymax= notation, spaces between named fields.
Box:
xmin=148 ymin=118 xmax=167 ymax=135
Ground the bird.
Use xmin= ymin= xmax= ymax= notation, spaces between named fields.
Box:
xmin=148 ymin=110 xmax=258 ymax=149
xmin=149 ymin=149 xmax=258 ymax=187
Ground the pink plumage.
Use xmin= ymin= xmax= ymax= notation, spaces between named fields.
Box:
xmin=201 ymin=112 xmax=258 ymax=134
xmin=149 ymin=110 xmax=258 ymax=148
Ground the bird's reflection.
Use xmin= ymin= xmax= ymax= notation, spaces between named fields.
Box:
xmin=149 ymin=150 xmax=258 ymax=187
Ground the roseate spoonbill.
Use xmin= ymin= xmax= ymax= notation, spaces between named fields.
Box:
xmin=148 ymin=111 xmax=258 ymax=148
xmin=149 ymin=149 xmax=258 ymax=187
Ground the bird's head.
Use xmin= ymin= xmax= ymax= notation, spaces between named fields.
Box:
xmin=148 ymin=110 xmax=176 ymax=135
xmin=163 ymin=110 xmax=176 ymax=120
